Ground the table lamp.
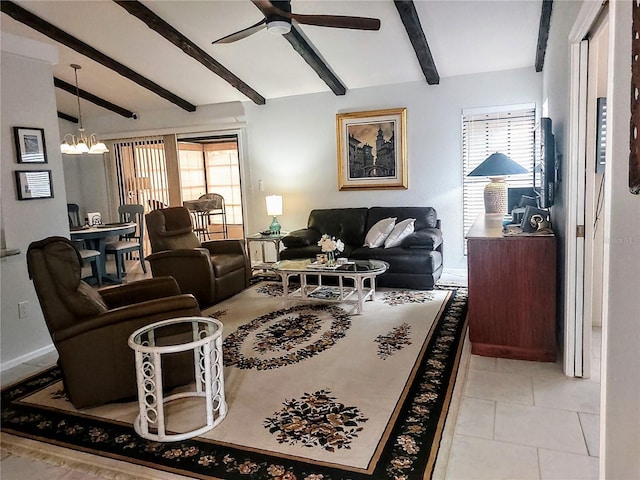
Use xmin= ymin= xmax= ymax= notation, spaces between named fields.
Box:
xmin=468 ymin=152 xmax=528 ymax=214
xmin=266 ymin=195 xmax=282 ymax=234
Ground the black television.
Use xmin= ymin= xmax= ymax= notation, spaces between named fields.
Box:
xmin=533 ymin=117 xmax=556 ymax=208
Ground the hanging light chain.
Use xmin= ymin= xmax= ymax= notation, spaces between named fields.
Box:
xmin=72 ymin=64 xmax=84 ymax=131
xmin=60 ymin=64 xmax=109 ymax=155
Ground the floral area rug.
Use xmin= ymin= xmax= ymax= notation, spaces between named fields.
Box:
xmin=1 ymin=283 xmax=467 ymax=480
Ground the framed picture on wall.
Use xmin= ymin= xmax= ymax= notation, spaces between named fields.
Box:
xmin=13 ymin=127 xmax=47 ymax=164
xmin=336 ymin=108 xmax=407 ymax=190
xmin=15 ymin=170 xmax=54 ymax=200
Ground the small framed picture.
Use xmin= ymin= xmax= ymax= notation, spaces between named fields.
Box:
xmin=87 ymin=212 xmax=103 ymax=226
xmin=14 ymin=127 xmax=47 ymax=163
xmin=15 ymin=170 xmax=54 ymax=200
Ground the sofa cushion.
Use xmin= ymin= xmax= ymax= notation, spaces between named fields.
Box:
xmin=384 ymin=218 xmax=415 ymax=248
xmin=402 ymin=229 xmax=443 ymax=250
xmin=366 ymin=206 xmax=438 ymax=231
xmin=307 ymin=208 xmax=368 ymax=247
xmin=364 ymin=217 xmax=396 ymax=248
xmin=282 ymin=228 xmax=321 ymax=248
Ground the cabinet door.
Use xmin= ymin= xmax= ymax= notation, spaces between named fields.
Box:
xmin=467 ymin=236 xmax=557 ymax=361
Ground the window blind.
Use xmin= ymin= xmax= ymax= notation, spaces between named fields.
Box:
xmin=462 ymin=107 xmax=536 ymax=252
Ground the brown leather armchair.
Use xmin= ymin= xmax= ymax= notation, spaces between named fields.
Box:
xmin=145 ymin=206 xmax=250 ymax=307
xmin=27 ymin=236 xmax=201 ymax=409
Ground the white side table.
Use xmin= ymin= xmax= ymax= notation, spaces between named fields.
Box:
xmin=246 ymin=232 xmax=287 ymax=276
xmin=128 ymin=317 xmax=227 ymax=442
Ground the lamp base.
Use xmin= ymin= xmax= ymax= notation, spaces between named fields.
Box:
xmin=484 ymin=177 xmax=508 ymax=214
xmin=269 ymin=216 xmax=281 ymax=235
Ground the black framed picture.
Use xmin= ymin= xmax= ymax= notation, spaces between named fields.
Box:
xmin=14 ymin=127 xmax=47 ymax=163
xmin=15 ymin=170 xmax=54 ymax=200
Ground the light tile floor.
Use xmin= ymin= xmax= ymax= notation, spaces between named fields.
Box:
xmin=446 ymin=328 xmax=601 ymax=480
xmin=1 ymin=266 xmax=601 ymax=479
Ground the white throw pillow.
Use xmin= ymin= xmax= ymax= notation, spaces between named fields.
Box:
xmin=364 ymin=217 xmax=397 ymax=248
xmin=384 ymin=218 xmax=416 ymax=248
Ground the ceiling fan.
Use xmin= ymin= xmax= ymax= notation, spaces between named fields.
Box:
xmin=212 ymin=0 xmax=381 ymax=44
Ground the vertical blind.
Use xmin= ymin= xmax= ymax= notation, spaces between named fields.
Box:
xmin=112 ymin=136 xmax=169 ymax=211
xmin=111 ymin=136 xmax=169 ymax=255
xmin=462 ymin=106 xmax=536 ymax=251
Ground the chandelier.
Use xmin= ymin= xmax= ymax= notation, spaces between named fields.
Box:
xmin=60 ymin=64 xmax=109 ymax=155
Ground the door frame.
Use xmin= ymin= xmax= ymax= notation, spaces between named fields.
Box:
xmin=564 ymin=1 xmax=608 ymax=377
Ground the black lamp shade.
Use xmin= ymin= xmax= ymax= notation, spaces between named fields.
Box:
xmin=468 ymin=152 xmax=528 ymax=177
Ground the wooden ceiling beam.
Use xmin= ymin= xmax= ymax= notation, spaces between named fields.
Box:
xmin=535 ymin=0 xmax=553 ymax=72
xmin=1 ymin=0 xmax=196 ymax=112
xmin=114 ymin=0 xmax=266 ymax=105
xmin=57 ymin=111 xmax=78 ymax=123
xmin=283 ymin=25 xmax=346 ymax=96
xmin=54 ymin=77 xmax=135 ymax=119
xmin=394 ymin=0 xmax=439 ymax=85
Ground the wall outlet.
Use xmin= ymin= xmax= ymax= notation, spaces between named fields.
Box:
xmin=18 ymin=301 xmax=29 ymax=319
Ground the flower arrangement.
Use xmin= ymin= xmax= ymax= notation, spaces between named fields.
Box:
xmin=318 ymin=234 xmax=345 ymax=254
xmin=317 ymin=234 xmax=344 ymax=266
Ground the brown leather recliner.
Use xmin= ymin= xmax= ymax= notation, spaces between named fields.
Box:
xmin=145 ymin=207 xmax=250 ymax=307
xmin=27 ymin=236 xmax=201 ymax=409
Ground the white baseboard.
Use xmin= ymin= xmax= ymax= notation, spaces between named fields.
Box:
xmin=1 ymin=343 xmax=56 ymax=372
xmin=442 ymin=268 xmax=468 ymax=277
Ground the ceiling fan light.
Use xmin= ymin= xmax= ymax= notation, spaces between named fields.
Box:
xmin=267 ymin=20 xmax=291 ymax=35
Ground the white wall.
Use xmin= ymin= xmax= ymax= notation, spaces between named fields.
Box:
xmin=543 ymin=1 xmax=640 ymax=477
xmin=62 ymin=155 xmax=111 ymax=223
xmin=541 ymin=0 xmax=584 ymax=338
xmin=601 ymin=2 xmax=640 ymax=477
xmin=92 ymin=68 xmax=542 ymax=271
xmin=1 ymin=35 xmax=69 ymax=369
xmin=244 ymin=69 xmax=541 ymax=270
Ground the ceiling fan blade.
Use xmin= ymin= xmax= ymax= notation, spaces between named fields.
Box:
xmin=251 ymin=0 xmax=380 ymax=31
xmin=212 ymin=18 xmax=266 ymax=44
xmin=290 ymin=13 xmax=380 ymax=31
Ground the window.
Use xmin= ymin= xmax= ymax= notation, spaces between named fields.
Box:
xmin=462 ymin=105 xmax=536 ymax=251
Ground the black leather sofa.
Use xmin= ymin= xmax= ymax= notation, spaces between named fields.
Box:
xmin=280 ymin=207 xmax=443 ymax=290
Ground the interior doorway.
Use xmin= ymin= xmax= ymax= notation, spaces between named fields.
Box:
xmin=177 ymin=134 xmax=245 ymax=240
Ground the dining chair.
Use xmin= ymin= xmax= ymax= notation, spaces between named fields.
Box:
xmin=73 ymin=241 xmax=103 ymax=287
xmin=148 ymin=199 xmax=168 ymax=210
xmin=67 ymin=203 xmax=81 ymax=227
xmin=105 ymin=204 xmax=147 ymax=279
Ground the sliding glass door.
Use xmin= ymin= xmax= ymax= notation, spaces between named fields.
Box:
xmin=177 ymin=135 xmax=244 ymax=239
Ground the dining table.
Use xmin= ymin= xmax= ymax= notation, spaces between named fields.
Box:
xmin=70 ymin=222 xmax=136 ymax=285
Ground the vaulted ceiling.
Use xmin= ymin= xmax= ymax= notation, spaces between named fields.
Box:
xmin=1 ymin=0 xmax=551 ymax=124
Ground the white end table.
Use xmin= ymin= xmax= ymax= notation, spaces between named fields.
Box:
xmin=246 ymin=232 xmax=287 ymax=276
xmin=128 ymin=317 xmax=227 ymax=441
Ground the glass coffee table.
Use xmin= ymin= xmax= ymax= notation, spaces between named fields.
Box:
xmin=272 ymin=259 xmax=389 ymax=315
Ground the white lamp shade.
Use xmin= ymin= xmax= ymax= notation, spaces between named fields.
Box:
xmin=266 ymin=195 xmax=282 ymax=216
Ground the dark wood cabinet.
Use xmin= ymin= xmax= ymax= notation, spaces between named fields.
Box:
xmin=466 ymin=214 xmax=557 ymax=362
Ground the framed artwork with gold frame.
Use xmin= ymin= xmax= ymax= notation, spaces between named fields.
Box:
xmin=336 ymin=108 xmax=407 ymax=190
